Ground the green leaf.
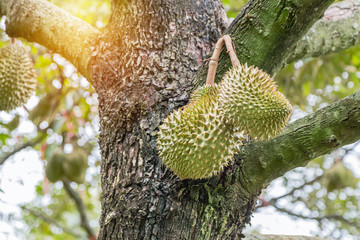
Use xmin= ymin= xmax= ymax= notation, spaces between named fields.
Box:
xmin=0 ymin=133 xmax=10 ymax=144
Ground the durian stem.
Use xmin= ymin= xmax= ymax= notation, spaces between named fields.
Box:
xmin=205 ymin=35 xmax=240 ymax=85
xmin=205 ymin=39 xmax=222 ymax=86
xmin=223 ymin=35 xmax=240 ymax=67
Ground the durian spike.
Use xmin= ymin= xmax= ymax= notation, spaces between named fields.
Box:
xmin=205 ymin=35 xmax=240 ymax=86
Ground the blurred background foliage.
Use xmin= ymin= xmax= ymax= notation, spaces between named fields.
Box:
xmin=0 ymin=0 xmax=109 ymax=239
xmin=0 ymin=0 xmax=359 ymax=239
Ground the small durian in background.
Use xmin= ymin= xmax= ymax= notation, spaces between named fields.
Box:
xmin=0 ymin=40 xmax=37 ymax=112
xmin=218 ymin=63 xmax=292 ymax=140
xmin=322 ymin=161 xmax=358 ymax=192
xmin=45 ymin=151 xmax=66 ymax=183
xmin=63 ymin=149 xmax=88 ymax=184
xmin=45 ymin=148 xmax=89 ymax=184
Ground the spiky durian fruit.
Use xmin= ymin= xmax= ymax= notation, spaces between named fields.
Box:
xmin=157 ymin=85 xmax=245 ymax=179
xmin=63 ymin=149 xmax=88 ymax=184
xmin=218 ymin=64 xmax=292 ymax=140
xmin=45 ymin=152 xmax=65 ymax=183
xmin=189 ymin=84 xmax=219 ymax=103
xmin=0 ymin=42 xmax=36 ymax=111
xmin=157 ymin=64 xmax=292 ymax=179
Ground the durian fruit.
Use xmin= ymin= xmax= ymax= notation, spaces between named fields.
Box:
xmin=0 ymin=41 xmax=36 ymax=111
xmin=218 ymin=64 xmax=292 ymax=140
xmin=322 ymin=161 xmax=358 ymax=192
xmin=157 ymin=64 xmax=292 ymax=179
xmin=189 ymin=84 xmax=220 ymax=103
xmin=63 ymin=149 xmax=88 ymax=184
xmin=157 ymin=84 xmax=246 ymax=179
xmin=45 ymin=152 xmax=66 ymax=183
xmin=157 ymin=34 xmax=292 ymax=179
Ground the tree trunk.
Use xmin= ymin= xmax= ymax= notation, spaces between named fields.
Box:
xmin=90 ymin=1 xmax=253 ymax=239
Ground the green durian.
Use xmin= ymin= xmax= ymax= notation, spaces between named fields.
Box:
xmin=0 ymin=42 xmax=36 ymax=111
xmin=189 ymin=84 xmax=219 ymax=103
xmin=63 ymin=149 xmax=88 ymax=183
xmin=218 ymin=64 xmax=292 ymax=140
xmin=45 ymin=152 xmax=65 ymax=183
xmin=157 ymin=64 xmax=292 ymax=179
xmin=157 ymin=84 xmax=245 ymax=179
xmin=322 ymin=161 xmax=358 ymax=192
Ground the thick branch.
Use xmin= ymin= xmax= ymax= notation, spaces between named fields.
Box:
xmin=62 ymin=179 xmax=96 ymax=238
xmin=288 ymin=0 xmax=360 ymax=63
xmin=237 ymin=90 xmax=360 ymax=194
xmin=0 ymin=0 xmax=100 ymax=81
xmin=193 ymin=0 xmax=334 ymax=87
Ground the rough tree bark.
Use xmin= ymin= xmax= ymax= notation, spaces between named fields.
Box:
xmin=2 ymin=0 xmax=360 ymax=239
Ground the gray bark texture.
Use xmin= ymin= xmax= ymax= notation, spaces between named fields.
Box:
xmin=2 ymin=0 xmax=360 ymax=239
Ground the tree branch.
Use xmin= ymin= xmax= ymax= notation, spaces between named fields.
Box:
xmin=270 ymin=204 xmax=360 ymax=229
xmin=0 ymin=0 xmax=100 ymax=81
xmin=193 ymin=0 xmax=334 ymax=87
xmin=62 ymin=179 xmax=96 ymax=238
xmin=21 ymin=205 xmax=83 ymax=238
xmin=256 ymin=175 xmax=323 ymax=209
xmin=0 ymin=133 xmax=46 ymax=166
xmin=237 ymin=90 xmax=360 ymax=195
xmin=0 ymin=114 xmax=61 ymax=166
xmin=288 ymin=0 xmax=360 ymax=63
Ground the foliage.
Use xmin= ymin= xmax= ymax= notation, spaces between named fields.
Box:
xmin=221 ymin=0 xmax=248 ymax=19
xmin=276 ymin=46 xmax=360 ymax=110
xmin=0 ymin=0 xmax=107 ymax=238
